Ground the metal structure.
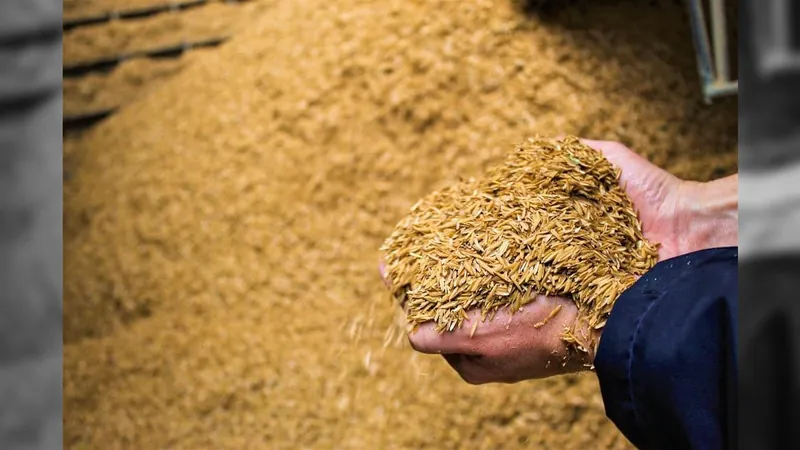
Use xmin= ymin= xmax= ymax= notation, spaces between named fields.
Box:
xmin=686 ymin=0 xmax=738 ymax=102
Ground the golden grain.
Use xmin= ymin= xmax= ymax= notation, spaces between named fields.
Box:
xmin=380 ymin=136 xmax=659 ymax=353
xmin=534 ymin=304 xmax=564 ymax=329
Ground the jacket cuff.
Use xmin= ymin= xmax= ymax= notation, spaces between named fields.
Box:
xmin=593 ymin=247 xmax=738 ymax=447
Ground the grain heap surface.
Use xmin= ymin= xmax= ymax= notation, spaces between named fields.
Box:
xmin=64 ymin=58 xmax=185 ymax=115
xmin=63 ymin=48 xmax=216 ymax=117
xmin=64 ymin=0 xmax=212 ymax=21
xmin=382 ymin=136 xmax=658 ymax=352
xmin=63 ymin=0 xmax=737 ymax=448
xmin=63 ymin=1 xmax=262 ymax=64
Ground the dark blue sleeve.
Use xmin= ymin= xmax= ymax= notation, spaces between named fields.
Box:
xmin=595 ymin=247 xmax=738 ymax=450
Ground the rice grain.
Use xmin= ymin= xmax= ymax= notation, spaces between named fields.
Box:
xmin=381 ymin=136 xmax=659 ymax=353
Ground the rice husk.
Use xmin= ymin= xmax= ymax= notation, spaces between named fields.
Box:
xmin=381 ymin=136 xmax=658 ymax=354
xmin=63 ymin=1 xmax=263 ymax=64
xmin=63 ymin=0 xmax=737 ymax=448
xmin=64 ymin=58 xmax=185 ymax=116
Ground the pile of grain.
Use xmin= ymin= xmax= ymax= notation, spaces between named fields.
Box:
xmin=64 ymin=0 xmax=209 ymax=21
xmin=64 ymin=58 xmax=185 ymax=115
xmin=63 ymin=0 xmax=737 ymax=448
xmin=63 ymin=1 xmax=265 ymax=64
xmin=382 ymin=136 xmax=658 ymax=353
xmin=63 ymin=49 xmax=217 ymax=116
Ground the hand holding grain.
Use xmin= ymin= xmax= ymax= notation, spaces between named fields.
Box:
xmin=581 ymin=139 xmax=737 ymax=261
xmin=379 ymin=138 xmax=737 ymax=384
xmin=380 ymin=259 xmax=594 ymax=383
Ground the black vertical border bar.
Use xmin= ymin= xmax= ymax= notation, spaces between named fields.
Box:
xmin=0 ymin=0 xmax=64 ymax=448
xmin=739 ymin=0 xmax=800 ymax=448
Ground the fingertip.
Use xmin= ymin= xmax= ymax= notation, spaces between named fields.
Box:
xmin=407 ymin=321 xmax=472 ymax=355
xmin=406 ymin=322 xmax=436 ymax=353
xmin=378 ymin=259 xmax=391 ymax=288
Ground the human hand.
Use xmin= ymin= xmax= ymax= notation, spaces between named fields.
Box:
xmin=380 ymin=139 xmax=738 ymax=384
xmin=581 ymin=139 xmax=738 ymax=261
xmin=378 ymin=260 xmax=593 ymax=383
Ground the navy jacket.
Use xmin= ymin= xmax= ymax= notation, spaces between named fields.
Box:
xmin=595 ymin=247 xmax=738 ymax=450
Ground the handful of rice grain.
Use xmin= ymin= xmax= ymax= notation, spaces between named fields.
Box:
xmin=380 ymin=136 xmax=659 ymax=354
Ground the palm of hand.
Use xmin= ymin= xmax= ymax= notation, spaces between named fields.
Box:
xmin=581 ymin=139 xmax=686 ymax=262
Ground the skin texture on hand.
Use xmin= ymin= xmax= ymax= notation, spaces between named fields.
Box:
xmin=380 ymin=139 xmax=739 ymax=385
xmin=582 ymin=139 xmax=738 ymax=259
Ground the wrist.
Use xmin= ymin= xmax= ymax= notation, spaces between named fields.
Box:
xmin=674 ymin=175 xmax=738 ymax=254
xmin=559 ymin=314 xmax=604 ymax=373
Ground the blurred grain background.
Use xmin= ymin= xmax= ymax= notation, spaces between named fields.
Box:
xmin=62 ymin=0 xmax=737 ymax=448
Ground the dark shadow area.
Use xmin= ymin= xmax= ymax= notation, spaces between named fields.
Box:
xmin=513 ymin=0 xmax=688 ymax=17
xmin=63 ymin=108 xmax=118 ymax=132
xmin=63 ymin=0 xmax=209 ymax=31
xmin=63 ymin=36 xmax=228 ymax=77
xmin=511 ymin=0 xmax=580 ymax=16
